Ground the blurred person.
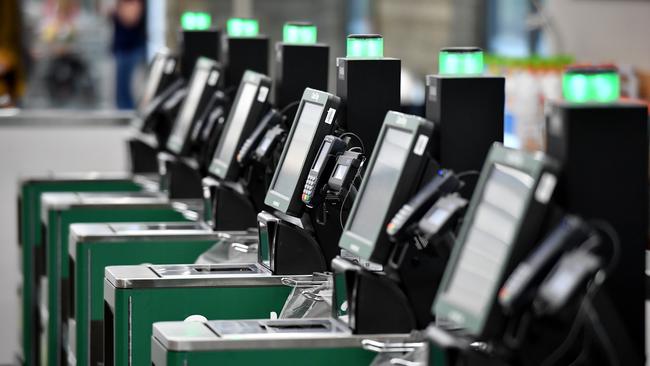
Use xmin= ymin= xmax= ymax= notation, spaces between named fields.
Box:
xmin=40 ymin=0 xmax=96 ymax=106
xmin=0 ymin=0 xmax=26 ymax=106
xmin=111 ymin=0 xmax=147 ymax=109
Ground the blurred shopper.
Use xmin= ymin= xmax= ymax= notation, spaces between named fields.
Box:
xmin=41 ymin=0 xmax=96 ymax=106
xmin=0 ymin=0 xmax=26 ymax=106
xmin=111 ymin=0 xmax=146 ymax=109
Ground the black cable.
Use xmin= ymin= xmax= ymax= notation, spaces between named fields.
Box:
xmin=583 ymin=298 xmax=620 ymax=366
xmin=279 ymin=101 xmax=300 ymax=118
xmin=455 ymin=170 xmax=480 ymax=179
xmin=539 ymin=301 xmax=588 ymax=366
xmin=586 ymin=220 xmax=621 ymax=278
xmin=223 ymin=85 xmax=238 ymax=98
xmin=338 ymin=187 xmax=352 ymax=229
xmin=339 ymin=132 xmax=365 ymax=154
xmin=540 ymin=226 xmax=619 ymax=366
xmin=567 ymin=325 xmax=591 ymax=366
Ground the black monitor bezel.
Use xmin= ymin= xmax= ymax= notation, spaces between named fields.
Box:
xmin=165 ymin=57 xmax=221 ymax=156
xmin=264 ymin=88 xmax=340 ymax=216
xmin=338 ymin=111 xmax=434 ymax=264
xmin=433 ymin=143 xmax=558 ymax=339
xmin=208 ymin=70 xmax=272 ymax=181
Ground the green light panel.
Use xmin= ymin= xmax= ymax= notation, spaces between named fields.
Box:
xmin=283 ymin=23 xmax=317 ymax=44
xmin=563 ymin=71 xmax=620 ymax=103
xmin=346 ymin=35 xmax=384 ymax=58
xmin=181 ymin=12 xmax=211 ymax=31
xmin=439 ymin=49 xmax=484 ymax=75
xmin=227 ymin=18 xmax=259 ymax=37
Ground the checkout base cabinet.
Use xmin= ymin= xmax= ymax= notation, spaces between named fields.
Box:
xmin=45 ymin=208 xmax=188 ymax=366
xmin=19 ymin=178 xmax=142 ymax=366
xmin=151 ymin=341 xmax=377 ymax=366
xmin=106 ymin=285 xmax=292 ymax=366
xmin=70 ymin=239 xmax=218 ymax=366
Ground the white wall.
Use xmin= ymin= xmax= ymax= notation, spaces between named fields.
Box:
xmin=546 ymin=0 xmax=650 ymax=70
xmin=0 ymin=116 xmax=131 ymax=363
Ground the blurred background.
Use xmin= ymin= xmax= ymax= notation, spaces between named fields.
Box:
xmin=1 ymin=0 xmax=649 ymax=143
xmin=0 ymin=0 xmax=649 ymax=363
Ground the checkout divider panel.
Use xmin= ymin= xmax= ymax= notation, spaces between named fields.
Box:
xmin=46 ymin=207 xmax=189 ymax=366
xmin=115 ymin=285 xmax=292 ymax=366
xmin=76 ymin=239 xmax=218 ymax=366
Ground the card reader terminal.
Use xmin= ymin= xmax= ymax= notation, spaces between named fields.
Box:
xmin=386 ymin=169 xmax=461 ymax=241
xmin=237 ymin=109 xmax=282 ymax=166
xmin=302 ymin=135 xmax=347 ymax=207
xmin=416 ymin=193 xmax=468 ymax=240
xmin=252 ymin=125 xmax=285 ymax=163
xmin=499 ymin=216 xmax=591 ymax=313
xmin=328 ymin=151 xmax=364 ymax=193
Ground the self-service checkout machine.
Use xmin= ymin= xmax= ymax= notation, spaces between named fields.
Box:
xmin=162 ymin=17 xmax=272 ymax=201
xmin=148 ymin=111 xmax=437 ymax=366
xmin=51 ymin=70 xmax=273 ymax=366
xmin=421 ymin=66 xmax=648 ymax=366
xmin=100 ymin=33 xmax=401 ymax=366
xmin=147 ymin=47 xmax=506 ymax=366
xmin=98 ymin=87 xmax=340 ymax=366
xmin=39 ymin=57 xmax=235 ymax=366
xmin=204 ymin=21 xmax=329 ymax=233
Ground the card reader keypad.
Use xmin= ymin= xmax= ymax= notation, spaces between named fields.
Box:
xmin=302 ymin=174 xmax=318 ymax=203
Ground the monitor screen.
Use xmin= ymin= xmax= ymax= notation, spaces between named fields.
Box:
xmin=271 ymin=101 xmax=324 ymax=198
xmin=442 ymin=163 xmax=533 ymax=317
xmin=312 ymin=141 xmax=331 ymax=173
xmin=138 ymin=55 xmax=166 ymax=111
xmin=348 ymin=127 xmax=412 ymax=242
xmin=167 ymin=67 xmax=210 ymax=151
xmin=213 ymin=82 xmax=258 ymax=166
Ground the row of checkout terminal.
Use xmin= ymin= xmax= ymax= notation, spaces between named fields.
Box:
xmin=17 ymin=19 xmax=649 ymax=366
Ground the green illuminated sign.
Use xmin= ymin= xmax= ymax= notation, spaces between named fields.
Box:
xmin=439 ymin=47 xmax=484 ymax=75
xmin=346 ymin=34 xmax=384 ymax=58
xmin=181 ymin=12 xmax=211 ymax=31
xmin=563 ymin=68 xmax=620 ymax=103
xmin=283 ymin=22 xmax=317 ymax=44
xmin=227 ymin=18 xmax=259 ymax=37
